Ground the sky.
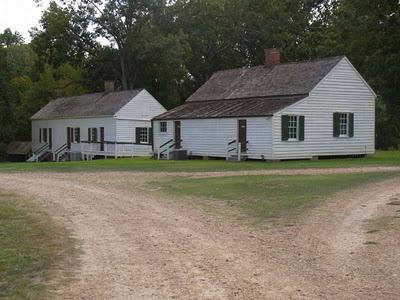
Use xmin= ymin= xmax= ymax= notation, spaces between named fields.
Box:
xmin=0 ymin=0 xmax=52 ymax=42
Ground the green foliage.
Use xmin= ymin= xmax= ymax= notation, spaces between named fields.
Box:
xmin=30 ymin=1 xmax=95 ymax=67
xmin=0 ymin=0 xmax=398 ymax=147
xmin=0 ymin=28 xmax=24 ymax=47
xmin=316 ymin=0 xmax=400 ymax=148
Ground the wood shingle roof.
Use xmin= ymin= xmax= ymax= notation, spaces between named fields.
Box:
xmin=31 ymin=89 xmax=143 ymax=120
xmin=154 ymin=56 xmax=343 ymax=120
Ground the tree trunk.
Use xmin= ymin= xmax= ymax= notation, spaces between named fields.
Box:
xmin=120 ymin=53 xmax=128 ymax=91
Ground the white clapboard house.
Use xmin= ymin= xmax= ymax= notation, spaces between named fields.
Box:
xmin=30 ymin=82 xmax=166 ymax=161
xmin=153 ymin=49 xmax=376 ymax=161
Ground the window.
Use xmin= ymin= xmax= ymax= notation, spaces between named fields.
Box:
xmin=139 ymin=127 xmax=149 ymax=144
xmin=43 ymin=128 xmax=48 ymax=143
xmin=74 ymin=128 xmax=81 ymax=143
xmin=91 ymin=128 xmax=98 ymax=142
xmin=136 ymin=127 xmax=151 ymax=144
xmin=288 ymin=116 xmax=298 ymax=140
xmin=282 ymin=115 xmax=305 ymax=141
xmin=333 ymin=112 xmax=354 ymax=138
xmin=160 ymin=122 xmax=167 ymax=133
xmin=88 ymin=128 xmax=98 ymax=142
xmin=339 ymin=113 xmax=348 ymax=136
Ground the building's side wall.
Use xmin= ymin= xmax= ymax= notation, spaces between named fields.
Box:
xmin=153 ymin=120 xmax=174 ymax=151
xmin=113 ymin=89 xmax=166 ymax=157
xmin=153 ymin=117 xmax=273 ymax=159
xmin=272 ymin=58 xmax=376 ymax=159
xmin=115 ymin=89 xmax=167 ymax=120
xmin=31 ymin=117 xmax=116 ymax=153
xmin=115 ymin=119 xmax=153 ymax=156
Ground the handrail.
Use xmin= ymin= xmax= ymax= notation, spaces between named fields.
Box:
xmin=159 ymin=148 xmax=169 ymax=155
xmin=159 ymin=139 xmax=173 ymax=149
xmin=228 ymin=139 xmax=236 ymax=146
xmin=34 ymin=143 xmax=49 ymax=155
xmin=169 ymin=139 xmax=183 ymax=149
xmin=54 ymin=143 xmax=68 ymax=155
xmin=227 ymin=147 xmax=237 ymax=153
xmin=81 ymin=141 xmax=151 ymax=146
xmin=158 ymin=139 xmax=182 ymax=160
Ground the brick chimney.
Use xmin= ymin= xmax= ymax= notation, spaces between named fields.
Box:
xmin=52 ymin=89 xmax=63 ymax=99
xmin=104 ymin=80 xmax=115 ymax=93
xmin=265 ymin=48 xmax=281 ymax=67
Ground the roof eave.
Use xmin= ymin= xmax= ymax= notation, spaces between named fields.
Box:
xmin=31 ymin=114 xmax=115 ymax=121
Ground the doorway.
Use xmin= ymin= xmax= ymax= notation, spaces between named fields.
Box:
xmin=174 ymin=121 xmax=181 ymax=149
xmin=238 ymin=120 xmax=247 ymax=151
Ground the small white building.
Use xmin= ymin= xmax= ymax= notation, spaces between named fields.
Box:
xmin=153 ymin=49 xmax=376 ymax=161
xmin=30 ymin=83 xmax=166 ymax=161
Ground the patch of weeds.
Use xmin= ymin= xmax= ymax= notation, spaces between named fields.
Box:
xmin=364 ymin=216 xmax=394 ymax=234
xmin=364 ymin=241 xmax=379 ymax=245
xmin=155 ymin=172 xmax=400 ymax=224
xmin=366 ymin=229 xmax=380 ymax=234
xmin=0 ymin=191 xmax=75 ymax=299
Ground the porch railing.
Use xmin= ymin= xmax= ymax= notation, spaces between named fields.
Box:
xmin=80 ymin=141 xmax=152 ymax=160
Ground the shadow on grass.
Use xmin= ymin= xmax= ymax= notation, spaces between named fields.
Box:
xmin=0 ymin=192 xmax=76 ymax=299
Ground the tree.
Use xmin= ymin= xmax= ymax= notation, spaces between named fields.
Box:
xmin=0 ymin=28 xmax=24 ymax=47
xmin=316 ymin=0 xmax=400 ymax=148
xmin=30 ymin=1 xmax=95 ymax=68
xmin=62 ymin=0 xmax=172 ymax=90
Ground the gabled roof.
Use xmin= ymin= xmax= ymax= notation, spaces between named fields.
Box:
xmin=187 ymin=56 xmax=343 ymax=102
xmin=154 ymin=56 xmax=343 ymax=120
xmin=31 ymin=89 xmax=143 ymax=120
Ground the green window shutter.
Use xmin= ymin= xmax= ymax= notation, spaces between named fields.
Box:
xmin=75 ymin=128 xmax=80 ymax=143
xmin=135 ymin=127 xmax=141 ymax=144
xmin=149 ymin=127 xmax=153 ymax=145
xmin=88 ymin=128 xmax=91 ymax=142
xmin=299 ymin=116 xmax=305 ymax=141
xmin=39 ymin=128 xmax=42 ymax=143
xmin=93 ymin=128 xmax=98 ymax=142
xmin=333 ymin=113 xmax=340 ymax=137
xmin=281 ymin=115 xmax=289 ymax=141
xmin=349 ymin=113 xmax=354 ymax=137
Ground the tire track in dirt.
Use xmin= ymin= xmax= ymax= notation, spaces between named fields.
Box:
xmin=0 ymin=172 xmax=399 ymax=299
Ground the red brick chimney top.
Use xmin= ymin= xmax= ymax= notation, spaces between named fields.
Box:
xmin=104 ymin=81 xmax=115 ymax=93
xmin=265 ymin=48 xmax=281 ymax=67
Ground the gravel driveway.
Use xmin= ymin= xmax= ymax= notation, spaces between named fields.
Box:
xmin=0 ymin=170 xmax=399 ymax=299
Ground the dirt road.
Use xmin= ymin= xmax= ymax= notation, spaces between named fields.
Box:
xmin=0 ymin=171 xmax=399 ymax=299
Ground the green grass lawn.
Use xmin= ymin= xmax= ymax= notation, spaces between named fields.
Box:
xmin=0 ymin=151 xmax=399 ymax=173
xmin=156 ymin=172 xmax=400 ymax=222
xmin=0 ymin=192 xmax=73 ymax=299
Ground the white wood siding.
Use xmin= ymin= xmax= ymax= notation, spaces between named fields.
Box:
xmin=115 ymin=119 xmax=153 ymax=156
xmin=153 ymin=120 xmax=174 ymax=150
xmin=31 ymin=117 xmax=116 ymax=152
xmin=115 ymin=89 xmax=166 ymax=120
xmin=272 ymin=58 xmax=375 ymax=159
xmin=32 ymin=89 xmax=166 ymax=158
xmin=153 ymin=118 xmax=273 ymax=159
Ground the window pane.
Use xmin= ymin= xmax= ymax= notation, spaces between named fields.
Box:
xmin=139 ymin=128 xmax=149 ymax=143
xmin=160 ymin=122 xmax=167 ymax=133
xmin=339 ymin=113 xmax=348 ymax=136
xmin=288 ymin=116 xmax=298 ymax=139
